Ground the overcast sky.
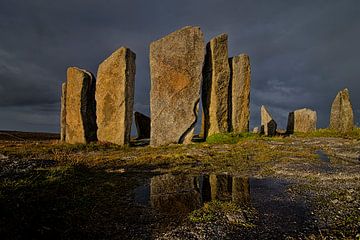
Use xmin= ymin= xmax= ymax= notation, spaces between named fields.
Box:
xmin=0 ymin=0 xmax=359 ymax=133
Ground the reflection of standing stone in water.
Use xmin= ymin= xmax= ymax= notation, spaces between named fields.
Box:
xmin=150 ymin=174 xmax=201 ymax=215
xmin=232 ymin=177 xmax=250 ymax=206
xmin=209 ymin=174 xmax=233 ymax=201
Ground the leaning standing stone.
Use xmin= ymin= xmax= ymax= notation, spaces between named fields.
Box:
xmin=202 ymin=33 xmax=230 ymax=138
xmin=96 ymin=47 xmax=136 ymax=145
xmin=329 ymin=88 xmax=354 ymax=132
xmin=230 ymin=54 xmax=251 ymax=133
xmin=65 ymin=67 xmax=97 ymax=144
xmin=287 ymin=108 xmax=317 ymax=133
xmin=260 ymin=105 xmax=277 ymax=136
xmin=60 ymin=82 xmax=67 ymax=141
xmin=150 ymin=26 xmax=205 ymax=146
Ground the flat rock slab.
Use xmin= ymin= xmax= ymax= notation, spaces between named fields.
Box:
xmin=202 ymin=34 xmax=230 ymax=138
xmin=134 ymin=111 xmax=151 ymax=139
xmin=96 ymin=47 xmax=136 ymax=145
xmin=287 ymin=108 xmax=317 ymax=133
xmin=329 ymin=88 xmax=354 ymax=132
xmin=230 ymin=54 xmax=251 ymax=133
xmin=65 ymin=67 xmax=97 ymax=144
xmin=261 ymin=105 xmax=277 ymax=136
xmin=150 ymin=26 xmax=205 ymax=146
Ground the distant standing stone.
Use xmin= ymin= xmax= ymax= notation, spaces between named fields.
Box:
xmin=202 ymin=34 xmax=230 ymax=138
xmin=329 ymin=88 xmax=354 ymax=132
xmin=253 ymin=127 xmax=259 ymax=134
xmin=150 ymin=26 xmax=205 ymax=146
xmin=134 ymin=112 xmax=151 ymax=139
xmin=260 ymin=105 xmax=277 ymax=136
xmin=230 ymin=54 xmax=251 ymax=133
xmin=60 ymin=82 xmax=67 ymax=141
xmin=96 ymin=47 xmax=136 ymax=145
xmin=65 ymin=67 xmax=97 ymax=144
xmin=287 ymin=108 xmax=317 ymax=133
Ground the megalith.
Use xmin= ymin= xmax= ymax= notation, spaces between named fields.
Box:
xmin=287 ymin=108 xmax=317 ymax=133
xmin=60 ymin=82 xmax=67 ymax=141
xmin=329 ymin=88 xmax=354 ymax=132
xmin=202 ymin=34 xmax=230 ymax=138
xmin=229 ymin=54 xmax=251 ymax=133
xmin=65 ymin=67 xmax=97 ymax=144
xmin=150 ymin=26 xmax=205 ymax=146
xmin=96 ymin=47 xmax=136 ymax=145
xmin=134 ymin=112 xmax=151 ymax=139
xmin=260 ymin=105 xmax=277 ymax=136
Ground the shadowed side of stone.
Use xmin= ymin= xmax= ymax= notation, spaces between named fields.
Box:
xmin=202 ymin=34 xmax=230 ymax=138
xmin=260 ymin=105 xmax=277 ymax=136
xmin=96 ymin=47 xmax=136 ymax=145
xmin=134 ymin=112 xmax=150 ymax=139
xmin=150 ymin=26 xmax=205 ymax=146
xmin=229 ymin=54 xmax=251 ymax=133
xmin=60 ymin=82 xmax=67 ymax=141
xmin=329 ymin=88 xmax=354 ymax=132
xmin=287 ymin=108 xmax=317 ymax=133
xmin=65 ymin=67 xmax=97 ymax=144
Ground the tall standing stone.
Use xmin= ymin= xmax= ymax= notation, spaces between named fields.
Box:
xmin=65 ymin=67 xmax=97 ymax=144
xmin=202 ymin=34 xmax=230 ymax=138
xmin=96 ymin=47 xmax=136 ymax=145
xmin=261 ymin=105 xmax=277 ymax=136
xmin=60 ymin=82 xmax=67 ymax=141
xmin=150 ymin=26 xmax=205 ymax=146
xmin=134 ymin=112 xmax=151 ymax=139
xmin=329 ymin=88 xmax=354 ymax=132
xmin=287 ymin=108 xmax=317 ymax=133
xmin=230 ymin=54 xmax=251 ymax=133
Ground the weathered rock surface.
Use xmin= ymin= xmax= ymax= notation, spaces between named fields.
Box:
xmin=202 ymin=34 xmax=230 ymax=138
xmin=329 ymin=88 xmax=354 ymax=132
xmin=253 ymin=127 xmax=259 ymax=134
xmin=65 ymin=67 xmax=97 ymax=144
xmin=60 ymin=82 xmax=67 ymax=141
xmin=150 ymin=26 xmax=205 ymax=146
xmin=287 ymin=108 xmax=317 ymax=133
xmin=96 ymin=47 xmax=136 ymax=145
xmin=260 ymin=105 xmax=277 ymax=136
xmin=134 ymin=112 xmax=151 ymax=139
xmin=229 ymin=54 xmax=251 ymax=133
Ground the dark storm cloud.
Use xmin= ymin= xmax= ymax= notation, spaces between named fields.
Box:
xmin=0 ymin=0 xmax=359 ymax=133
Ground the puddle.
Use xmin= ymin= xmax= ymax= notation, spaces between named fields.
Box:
xmin=315 ymin=150 xmax=330 ymax=162
xmin=134 ymin=173 xmax=315 ymax=236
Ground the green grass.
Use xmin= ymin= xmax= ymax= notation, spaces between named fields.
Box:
xmin=206 ymin=132 xmax=260 ymax=144
xmin=293 ymin=128 xmax=360 ymax=139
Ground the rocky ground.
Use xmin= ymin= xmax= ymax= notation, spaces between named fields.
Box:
xmin=0 ymin=131 xmax=359 ymax=239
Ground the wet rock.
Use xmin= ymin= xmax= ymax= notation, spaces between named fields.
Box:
xmin=329 ymin=88 xmax=354 ymax=132
xmin=210 ymin=174 xmax=232 ymax=201
xmin=260 ymin=105 xmax=277 ymax=136
xmin=150 ymin=26 xmax=205 ymax=146
xmin=229 ymin=54 xmax=251 ymax=133
xmin=134 ymin=112 xmax=151 ymax=139
xmin=96 ymin=47 xmax=136 ymax=145
xmin=60 ymin=82 xmax=67 ymax=141
xmin=65 ymin=67 xmax=97 ymax=144
xmin=202 ymin=33 xmax=230 ymax=138
xmin=287 ymin=108 xmax=317 ymax=133
xmin=232 ymin=177 xmax=250 ymax=206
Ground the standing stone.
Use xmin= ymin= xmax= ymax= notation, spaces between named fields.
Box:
xmin=287 ymin=108 xmax=317 ymax=133
xmin=65 ymin=67 xmax=97 ymax=144
xmin=202 ymin=34 xmax=230 ymax=138
xmin=230 ymin=54 xmax=251 ymax=133
xmin=134 ymin=112 xmax=151 ymax=139
xmin=150 ymin=26 xmax=205 ymax=146
xmin=329 ymin=88 xmax=354 ymax=132
xmin=60 ymin=82 xmax=67 ymax=141
xmin=260 ymin=105 xmax=277 ymax=136
xmin=96 ymin=47 xmax=136 ymax=145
